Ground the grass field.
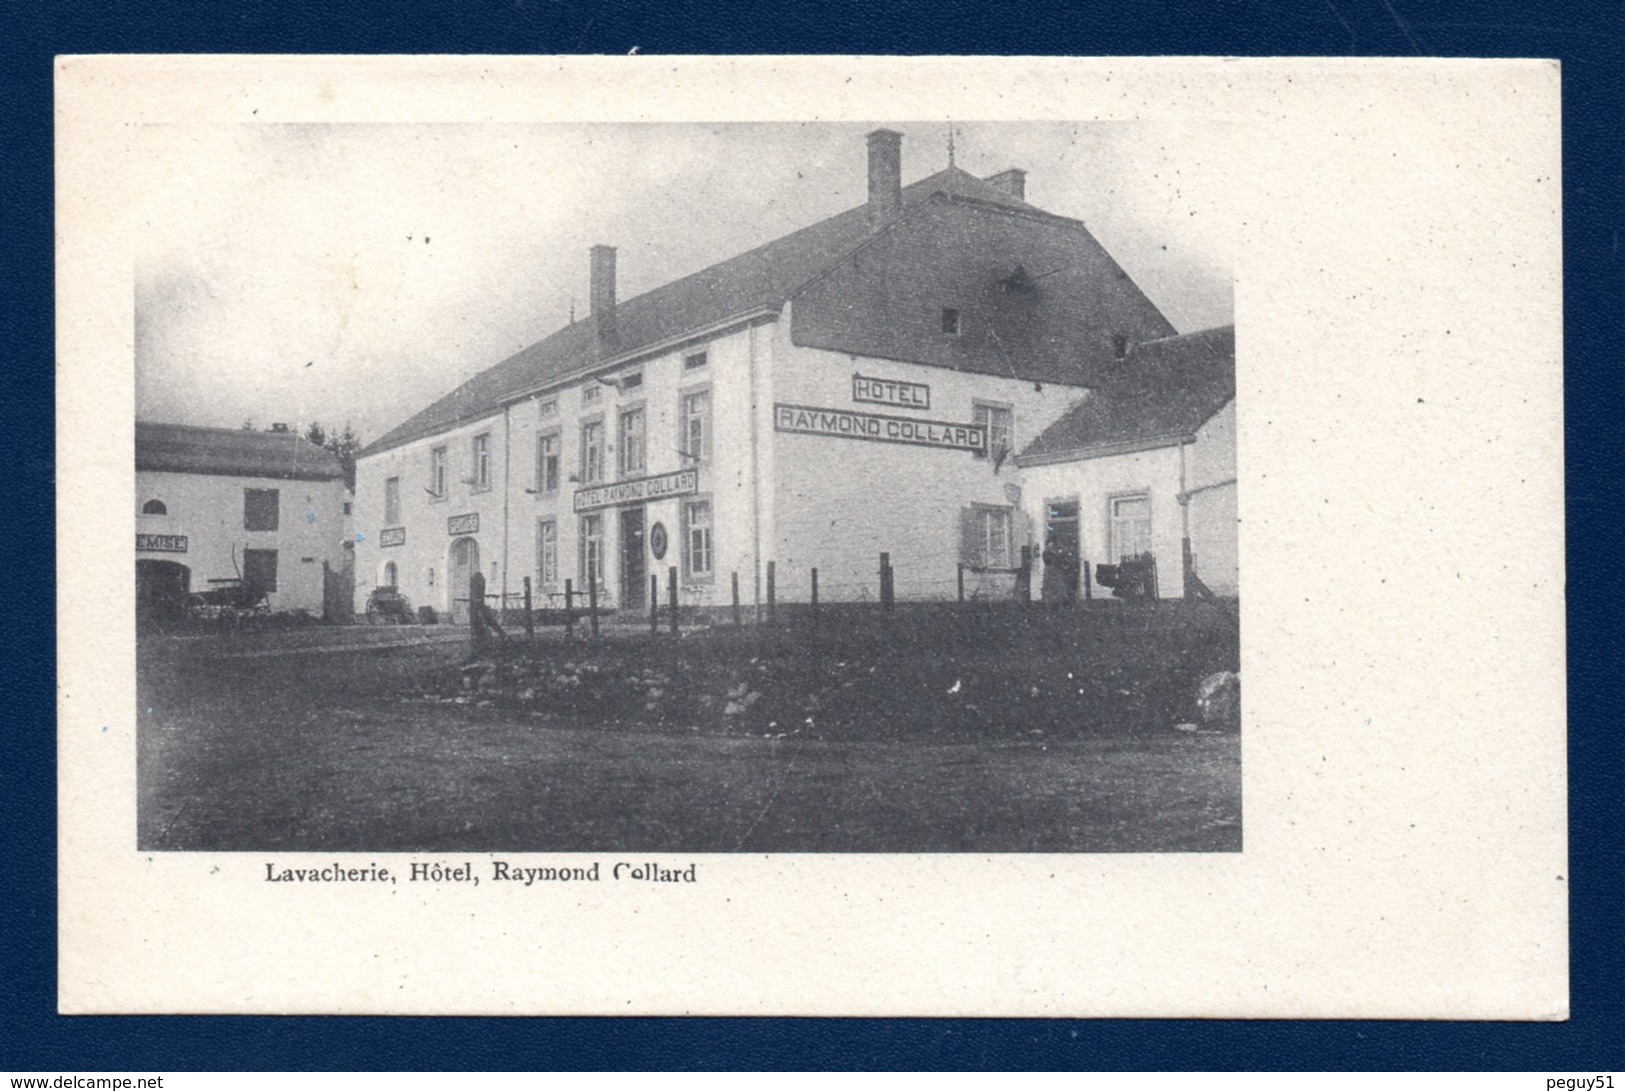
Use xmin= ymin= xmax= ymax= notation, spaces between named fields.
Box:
xmin=138 ymin=606 xmax=1241 ymax=853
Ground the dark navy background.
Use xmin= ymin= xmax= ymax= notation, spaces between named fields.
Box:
xmin=5 ymin=0 xmax=1621 ymax=1071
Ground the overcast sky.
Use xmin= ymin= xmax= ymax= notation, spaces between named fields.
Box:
xmin=134 ymin=121 xmax=1236 ymax=444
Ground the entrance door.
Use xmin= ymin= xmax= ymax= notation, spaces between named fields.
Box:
xmin=449 ymin=536 xmax=480 ymax=624
xmin=620 ymin=506 xmax=646 ymax=610
xmin=1042 ymin=499 xmax=1081 ymax=604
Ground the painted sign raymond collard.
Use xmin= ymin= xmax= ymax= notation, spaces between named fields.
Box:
xmin=572 ymin=467 xmax=699 ymax=512
xmin=773 ymin=403 xmax=985 ymax=453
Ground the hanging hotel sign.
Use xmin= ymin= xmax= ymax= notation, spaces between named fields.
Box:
xmin=379 ymin=527 xmax=406 ymax=548
xmin=852 ymin=373 xmax=931 ymax=410
xmin=447 ymin=513 xmax=480 ymax=536
xmin=574 ymin=468 xmax=699 ymax=513
xmin=136 ymin=533 xmax=188 ymax=553
xmin=774 ymin=403 xmax=986 ymax=453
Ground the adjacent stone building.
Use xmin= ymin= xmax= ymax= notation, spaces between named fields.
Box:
xmin=354 ymin=130 xmax=1234 ymax=618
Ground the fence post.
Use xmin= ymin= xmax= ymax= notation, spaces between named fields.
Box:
xmin=587 ymin=558 xmax=599 ymax=639
xmin=1083 ymin=559 xmax=1093 ymax=603
xmin=564 ymin=579 xmax=575 ymax=636
xmin=1017 ymin=546 xmax=1033 ymax=604
xmin=668 ymin=566 xmax=679 ymax=635
xmin=731 ymin=571 xmax=741 ymax=627
xmin=766 ymin=561 xmax=776 ymax=625
xmin=879 ymin=552 xmax=893 ymax=612
xmin=650 ymin=574 xmax=659 ymax=635
xmin=522 ymin=577 xmax=534 ymax=639
xmin=957 ymin=562 xmax=965 ymax=603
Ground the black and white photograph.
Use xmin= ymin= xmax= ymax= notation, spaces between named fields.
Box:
xmin=132 ymin=119 xmax=1240 ymax=855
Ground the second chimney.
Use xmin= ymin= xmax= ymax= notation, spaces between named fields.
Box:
xmin=984 ymin=168 xmax=1027 ymax=201
xmin=866 ymin=129 xmax=903 ymax=231
xmin=590 ymin=244 xmax=617 ymax=344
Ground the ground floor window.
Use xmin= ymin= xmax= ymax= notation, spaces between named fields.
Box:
xmin=579 ymin=513 xmax=604 ymax=586
xmin=243 ymin=548 xmax=278 ymax=593
xmin=537 ymin=519 xmax=558 ymax=587
xmin=682 ymin=498 xmax=713 ymax=579
xmin=1109 ymin=493 xmax=1153 ymax=562
xmin=961 ymin=505 xmax=1013 ymax=569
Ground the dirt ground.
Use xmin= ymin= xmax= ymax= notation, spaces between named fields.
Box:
xmin=138 ymin=610 xmax=1241 ymax=853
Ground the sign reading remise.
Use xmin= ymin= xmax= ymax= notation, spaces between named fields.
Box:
xmin=574 ymin=468 xmax=699 ymax=512
xmin=773 ymin=403 xmax=986 ymax=453
xmin=136 ymin=533 xmax=188 ymax=553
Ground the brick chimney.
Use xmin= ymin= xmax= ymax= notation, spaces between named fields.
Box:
xmin=984 ymin=168 xmax=1026 ymax=201
xmin=866 ymin=129 xmax=903 ymax=231
xmin=590 ymin=244 xmax=617 ymax=345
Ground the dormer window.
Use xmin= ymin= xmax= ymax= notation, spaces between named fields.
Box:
xmin=941 ymin=307 xmax=962 ymax=336
xmin=1113 ymin=334 xmax=1130 ymax=360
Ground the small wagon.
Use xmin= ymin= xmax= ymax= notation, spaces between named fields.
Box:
xmin=365 ymin=586 xmax=416 ymax=625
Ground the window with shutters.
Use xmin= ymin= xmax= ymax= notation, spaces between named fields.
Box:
xmin=961 ymin=504 xmax=1012 ymax=569
xmin=535 ymin=431 xmax=560 ymax=494
xmin=472 ymin=433 xmax=492 ymax=491
xmin=680 ymin=387 xmax=711 ymax=462
xmin=1109 ymin=493 xmax=1153 ymax=563
xmin=428 ymin=446 xmax=447 ymax=499
xmin=580 ymin=419 xmax=605 ymax=484
xmin=244 ymin=488 xmax=280 ymax=531
xmin=973 ymin=402 xmax=1014 ymax=461
xmin=619 ymin=406 xmax=646 ymax=476
xmin=579 ymin=513 xmax=604 ymax=587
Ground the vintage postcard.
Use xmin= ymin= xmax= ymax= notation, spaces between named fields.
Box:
xmin=57 ymin=55 xmax=1564 ymax=1016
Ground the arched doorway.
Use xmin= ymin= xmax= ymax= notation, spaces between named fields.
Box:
xmin=381 ymin=560 xmax=398 ymax=588
xmin=449 ymin=537 xmax=480 ymax=624
xmin=136 ymin=559 xmax=191 ymax=628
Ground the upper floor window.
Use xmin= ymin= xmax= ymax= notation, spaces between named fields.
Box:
xmin=684 ymin=350 xmax=708 ymax=371
xmin=141 ymin=499 xmax=167 ymax=516
xmin=580 ymin=420 xmax=605 ymax=485
xmin=383 ymin=477 xmax=401 ymax=524
xmin=472 ymin=433 xmax=492 ymax=490
xmin=621 ymin=372 xmax=643 ymax=390
xmin=619 ymin=407 xmax=646 ymax=476
xmin=535 ymin=431 xmax=560 ymax=494
xmin=973 ymin=402 xmax=1014 ymax=461
xmin=681 ymin=388 xmax=712 ymax=462
xmin=538 ymin=397 xmax=559 ymax=419
xmin=582 ymin=383 xmax=601 ymax=406
xmin=244 ymin=488 xmax=280 ymax=531
xmin=941 ymin=307 xmax=962 ymax=336
xmin=429 ymin=446 xmax=447 ymax=498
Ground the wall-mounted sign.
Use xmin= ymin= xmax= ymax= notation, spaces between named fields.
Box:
xmin=574 ymin=468 xmax=698 ymax=513
xmin=447 ymin=512 xmax=480 ymax=536
xmin=649 ymin=521 xmax=668 ymax=561
xmin=774 ymin=403 xmax=986 ymax=453
xmin=136 ymin=533 xmax=188 ymax=553
xmin=379 ymin=527 xmax=406 ymax=548
xmin=853 ymin=373 xmax=930 ymax=410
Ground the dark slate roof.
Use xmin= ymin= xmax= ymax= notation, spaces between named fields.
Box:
xmin=136 ymin=421 xmax=345 ymax=482
xmin=1016 ymin=325 xmax=1235 ymax=464
xmin=361 ymin=166 xmax=1041 ymax=457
